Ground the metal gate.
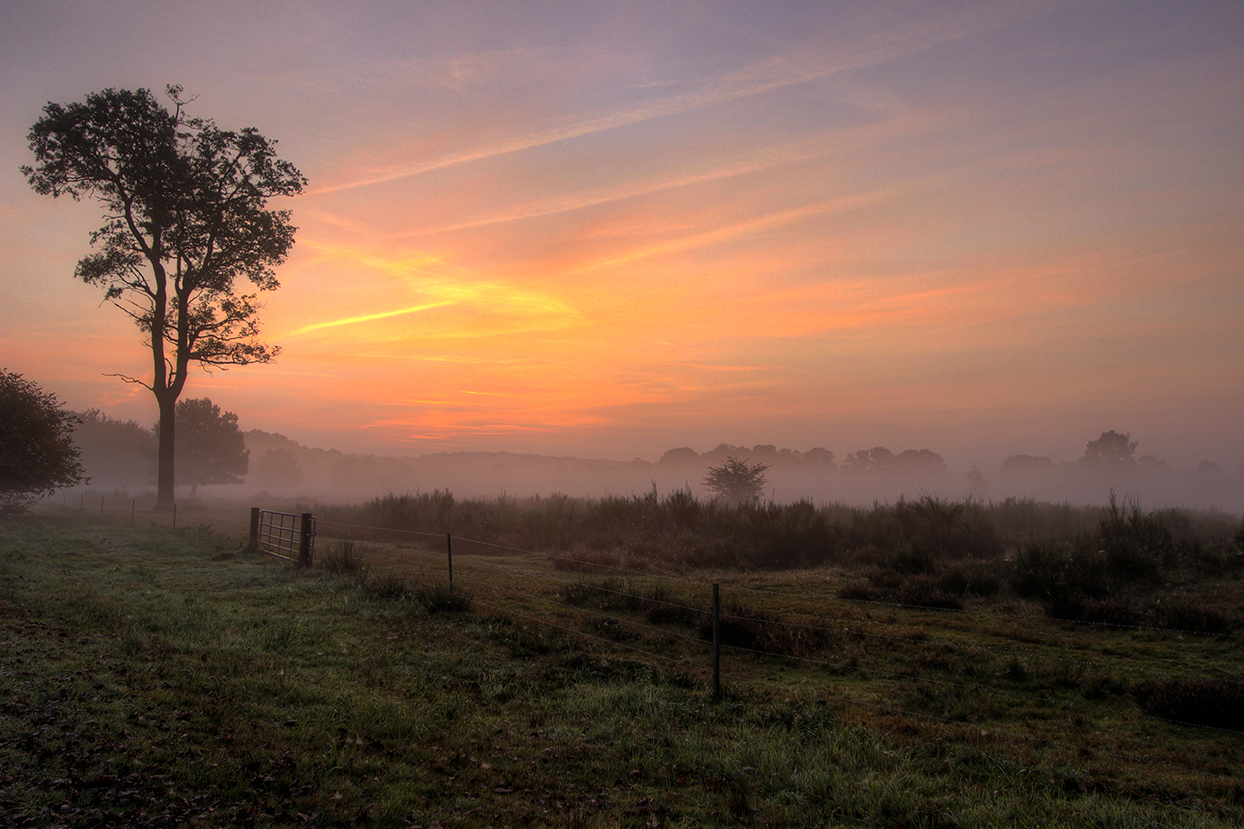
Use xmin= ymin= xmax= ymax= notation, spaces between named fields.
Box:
xmin=249 ymin=509 xmax=316 ymax=565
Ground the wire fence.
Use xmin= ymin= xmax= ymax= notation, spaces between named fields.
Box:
xmin=303 ymin=514 xmax=1244 ymax=761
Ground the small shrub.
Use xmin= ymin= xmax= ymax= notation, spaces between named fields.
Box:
xmin=321 ymin=540 xmax=371 ymax=578
xmin=895 ymin=574 xmax=963 ymax=611
xmin=1044 ymin=594 xmax=1149 ymax=629
xmin=696 ymin=602 xmax=827 ymax=656
xmin=1003 ymin=656 xmax=1029 ymax=683
xmin=883 ymin=543 xmax=937 ymax=575
xmin=937 ymin=560 xmax=1002 ymax=598
xmin=363 ymin=573 xmax=413 ymax=601
xmin=641 ymin=585 xmax=702 ymax=626
xmin=1134 ymin=677 xmax=1244 ymax=730
xmin=412 ymin=583 xmax=472 ymax=613
xmin=1152 ymin=597 xmax=1236 ymax=634
xmin=562 ymin=578 xmax=642 ymax=611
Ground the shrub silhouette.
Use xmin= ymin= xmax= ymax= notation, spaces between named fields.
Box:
xmin=702 ymin=456 xmax=770 ymax=506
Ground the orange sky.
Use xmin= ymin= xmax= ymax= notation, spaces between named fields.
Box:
xmin=2 ymin=1 xmax=1242 ymax=472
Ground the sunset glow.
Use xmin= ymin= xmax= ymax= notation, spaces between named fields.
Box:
xmin=2 ymin=1 xmax=1241 ymax=472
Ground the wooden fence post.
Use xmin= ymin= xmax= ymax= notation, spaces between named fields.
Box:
xmin=298 ymin=512 xmax=315 ymax=567
xmin=447 ymin=533 xmax=454 ymax=591
xmin=712 ymin=583 xmax=721 ymax=700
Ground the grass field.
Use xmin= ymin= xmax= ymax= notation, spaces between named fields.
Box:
xmin=1 ymin=504 xmax=1241 ymax=827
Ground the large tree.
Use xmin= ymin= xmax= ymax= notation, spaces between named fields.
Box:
xmin=0 ymin=370 xmax=88 ymax=516
xmin=22 ymin=86 xmax=305 ymax=509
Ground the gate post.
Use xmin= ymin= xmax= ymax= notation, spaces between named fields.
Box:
xmin=248 ymin=507 xmax=261 ymax=553
xmin=298 ymin=512 xmax=315 ymax=566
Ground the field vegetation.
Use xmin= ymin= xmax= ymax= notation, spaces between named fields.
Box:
xmin=2 ymin=492 xmax=1243 ymax=827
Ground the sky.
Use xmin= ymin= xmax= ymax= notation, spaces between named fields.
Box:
xmin=2 ymin=0 xmax=1242 ymax=473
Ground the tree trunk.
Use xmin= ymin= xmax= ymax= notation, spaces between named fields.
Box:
xmin=154 ymin=390 xmax=176 ymax=511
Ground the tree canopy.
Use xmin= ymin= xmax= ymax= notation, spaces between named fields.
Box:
xmin=22 ymin=86 xmax=305 ymax=509
xmin=843 ymin=447 xmax=946 ymax=475
xmin=0 ymin=370 xmax=87 ymax=515
xmin=165 ymin=398 xmax=249 ymax=496
xmin=1081 ymin=430 xmax=1138 ymax=467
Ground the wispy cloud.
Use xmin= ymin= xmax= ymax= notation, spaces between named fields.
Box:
xmin=570 ymin=182 xmax=920 ymax=273
xmin=291 ymin=301 xmax=454 ymax=334
xmin=308 ymin=4 xmax=1031 ymax=196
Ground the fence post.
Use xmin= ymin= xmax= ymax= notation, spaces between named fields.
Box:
xmin=248 ymin=507 xmax=261 ymax=553
xmin=447 ymin=533 xmax=454 ymax=591
xmin=712 ymin=583 xmax=721 ymax=700
xmin=298 ymin=512 xmax=315 ymax=567
xmin=100 ymin=494 xmax=104 ymax=517
xmin=131 ymin=500 xmax=136 ymax=527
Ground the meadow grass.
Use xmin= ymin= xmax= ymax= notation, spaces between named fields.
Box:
xmin=1 ymin=507 xmax=1241 ymax=827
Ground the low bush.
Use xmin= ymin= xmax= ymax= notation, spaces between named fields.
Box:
xmin=894 ymin=574 xmax=965 ymax=610
xmin=562 ymin=578 xmax=643 ymax=612
xmin=320 ymin=539 xmax=372 ymax=577
xmin=1044 ymin=594 xmax=1149 ymax=629
xmin=696 ymin=601 xmax=828 ymax=656
xmin=412 ymin=582 xmax=472 ymax=613
xmin=1134 ymin=677 xmax=1244 ymax=730
xmin=1150 ymin=597 xmax=1237 ymax=634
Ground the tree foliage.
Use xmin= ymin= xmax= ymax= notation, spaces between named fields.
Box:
xmin=702 ymin=456 xmax=770 ymax=506
xmin=1081 ymin=430 xmax=1138 ymax=467
xmin=843 ymin=447 xmax=946 ymax=475
xmin=0 ymin=370 xmax=87 ymax=515
xmin=842 ymin=446 xmax=895 ymax=474
xmin=22 ymin=86 xmax=305 ymax=509
xmin=252 ymin=447 xmax=303 ymax=490
xmin=72 ymin=408 xmax=156 ymax=487
xmin=164 ymin=398 xmax=249 ymax=495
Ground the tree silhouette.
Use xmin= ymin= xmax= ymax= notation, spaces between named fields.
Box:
xmin=72 ymin=408 xmax=156 ymax=487
xmin=252 ymin=447 xmax=304 ymax=490
xmin=163 ymin=398 xmax=249 ymax=497
xmin=22 ymin=86 xmax=305 ymax=509
xmin=892 ymin=449 xmax=947 ymax=475
xmin=1081 ymin=430 xmax=1138 ymax=467
xmin=1 ymin=370 xmax=87 ymax=515
xmin=842 ymin=447 xmax=894 ymax=474
xmin=702 ymin=456 xmax=770 ymax=506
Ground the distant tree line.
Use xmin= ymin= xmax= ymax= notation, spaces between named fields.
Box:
xmin=660 ymin=444 xmax=836 ymax=469
xmin=67 ymin=398 xmax=249 ymax=495
xmin=659 ymin=443 xmax=948 ymax=475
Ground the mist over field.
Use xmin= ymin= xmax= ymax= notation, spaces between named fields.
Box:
xmin=243 ymin=439 xmax=1244 ymax=513
xmin=65 ymin=413 xmax=1244 ymax=514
